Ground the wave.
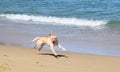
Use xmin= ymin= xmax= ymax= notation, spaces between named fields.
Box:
xmin=0 ymin=14 xmax=108 ymax=27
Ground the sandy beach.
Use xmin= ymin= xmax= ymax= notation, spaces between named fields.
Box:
xmin=0 ymin=45 xmax=120 ymax=72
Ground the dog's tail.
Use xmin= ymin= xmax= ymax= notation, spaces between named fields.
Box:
xmin=31 ymin=37 xmax=40 ymax=43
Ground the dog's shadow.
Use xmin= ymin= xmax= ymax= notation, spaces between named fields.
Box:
xmin=40 ymin=53 xmax=68 ymax=58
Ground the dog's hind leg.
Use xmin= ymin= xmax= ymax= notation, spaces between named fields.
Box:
xmin=33 ymin=45 xmax=37 ymax=51
xmin=38 ymin=44 xmax=45 ymax=54
xmin=34 ymin=40 xmax=43 ymax=54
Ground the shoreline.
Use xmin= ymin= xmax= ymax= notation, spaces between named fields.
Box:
xmin=1 ymin=43 xmax=120 ymax=57
xmin=0 ymin=45 xmax=120 ymax=72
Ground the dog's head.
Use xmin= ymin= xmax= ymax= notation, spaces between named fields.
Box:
xmin=49 ymin=34 xmax=57 ymax=41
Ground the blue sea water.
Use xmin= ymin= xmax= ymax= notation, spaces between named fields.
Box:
xmin=0 ymin=0 xmax=120 ymax=56
xmin=0 ymin=0 xmax=120 ymax=25
xmin=0 ymin=0 xmax=120 ymax=20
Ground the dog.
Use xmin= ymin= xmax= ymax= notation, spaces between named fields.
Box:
xmin=31 ymin=34 xmax=66 ymax=56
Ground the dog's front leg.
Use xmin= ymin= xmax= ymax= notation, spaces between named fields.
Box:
xmin=50 ymin=44 xmax=58 ymax=56
xmin=58 ymin=44 xmax=66 ymax=51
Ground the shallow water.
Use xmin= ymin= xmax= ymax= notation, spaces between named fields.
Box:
xmin=0 ymin=19 xmax=120 ymax=56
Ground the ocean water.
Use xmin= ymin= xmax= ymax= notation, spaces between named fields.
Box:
xmin=0 ymin=0 xmax=120 ymax=56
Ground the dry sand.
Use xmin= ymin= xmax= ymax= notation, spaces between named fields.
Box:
xmin=0 ymin=45 xmax=120 ymax=72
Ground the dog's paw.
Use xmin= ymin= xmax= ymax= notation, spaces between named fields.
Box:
xmin=63 ymin=48 xmax=66 ymax=51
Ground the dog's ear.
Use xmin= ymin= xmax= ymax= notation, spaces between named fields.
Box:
xmin=49 ymin=33 xmax=52 ymax=36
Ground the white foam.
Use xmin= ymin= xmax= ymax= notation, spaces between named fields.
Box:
xmin=0 ymin=14 xmax=108 ymax=27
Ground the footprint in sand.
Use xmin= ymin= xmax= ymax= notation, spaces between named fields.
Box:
xmin=3 ymin=54 xmax=8 ymax=57
xmin=0 ymin=63 xmax=11 ymax=71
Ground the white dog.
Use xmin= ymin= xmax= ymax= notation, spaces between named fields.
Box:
xmin=31 ymin=34 xmax=66 ymax=56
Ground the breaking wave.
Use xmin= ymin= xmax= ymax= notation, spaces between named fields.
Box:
xmin=0 ymin=14 xmax=108 ymax=27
